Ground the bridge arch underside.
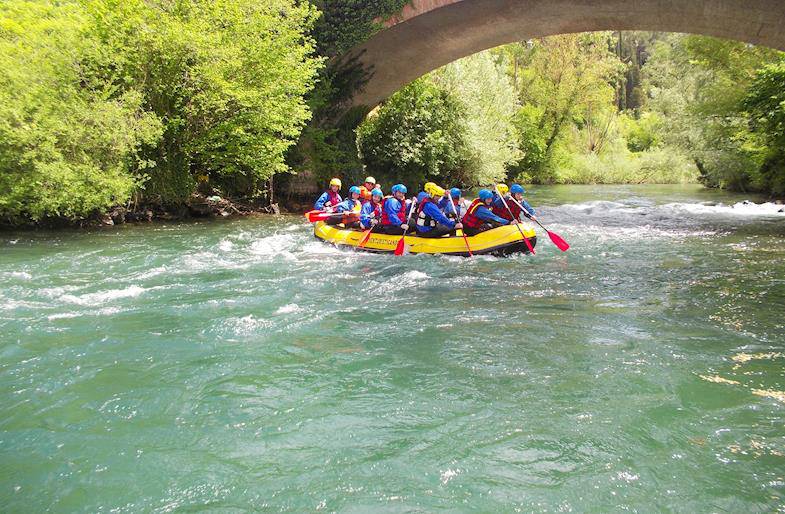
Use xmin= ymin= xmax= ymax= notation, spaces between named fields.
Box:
xmin=347 ymin=0 xmax=785 ymax=109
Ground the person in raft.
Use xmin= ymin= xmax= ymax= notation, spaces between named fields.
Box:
xmin=415 ymin=183 xmax=462 ymax=238
xmin=325 ymin=186 xmax=362 ymax=227
xmin=461 ymin=189 xmax=512 ymax=236
xmin=358 ymin=176 xmax=377 ymax=202
xmin=438 ymin=187 xmax=463 ymax=220
xmin=314 ymin=178 xmax=342 ymax=211
xmin=493 ymin=183 xmax=537 ymax=222
xmin=375 ymin=184 xmax=411 ymax=235
xmin=359 ymin=188 xmax=384 ymax=229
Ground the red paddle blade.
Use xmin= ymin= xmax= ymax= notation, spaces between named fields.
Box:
xmin=308 ymin=212 xmax=332 ymax=222
xmin=547 ymin=230 xmax=570 ymax=252
xmin=522 ymin=236 xmax=535 ymax=255
xmin=358 ymin=229 xmax=373 ymax=248
xmin=304 ymin=210 xmax=319 ymax=220
xmin=394 ymin=236 xmax=406 ymax=256
xmin=461 ymin=234 xmax=473 ymax=257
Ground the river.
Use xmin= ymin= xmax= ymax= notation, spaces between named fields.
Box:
xmin=1 ymin=184 xmax=784 ymax=512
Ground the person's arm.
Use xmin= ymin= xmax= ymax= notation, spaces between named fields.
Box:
xmin=314 ymin=192 xmax=329 ymax=210
xmin=520 ymin=200 xmax=536 ymax=218
xmin=335 ymin=200 xmax=351 ymax=213
xmin=475 ymin=205 xmax=510 ymax=225
xmin=423 ymin=202 xmax=455 ymax=228
xmin=360 ymin=202 xmax=375 ymax=227
xmin=383 ymin=199 xmax=403 ymax=226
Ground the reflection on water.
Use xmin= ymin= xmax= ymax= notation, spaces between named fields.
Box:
xmin=1 ymin=185 xmax=784 ymax=512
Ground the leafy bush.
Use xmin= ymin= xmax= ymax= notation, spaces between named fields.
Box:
xmin=0 ymin=1 xmax=161 ymax=222
xmin=356 ymin=79 xmax=468 ymax=188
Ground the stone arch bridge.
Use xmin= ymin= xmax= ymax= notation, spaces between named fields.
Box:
xmin=344 ymin=0 xmax=785 ymax=110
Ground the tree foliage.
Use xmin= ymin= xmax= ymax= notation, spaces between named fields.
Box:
xmin=356 ymin=52 xmax=520 ymax=188
xmin=356 ymin=79 xmax=467 ymax=188
xmin=0 ymin=1 xmax=161 ymax=222
xmin=642 ymin=34 xmax=783 ymax=193
xmin=0 ymin=0 xmax=322 ymax=223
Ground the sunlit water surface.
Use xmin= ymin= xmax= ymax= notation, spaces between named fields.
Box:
xmin=1 ymin=185 xmax=784 ymax=512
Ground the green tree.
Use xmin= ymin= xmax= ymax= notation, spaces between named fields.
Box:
xmin=505 ymin=34 xmax=623 ymax=182
xmin=0 ymin=1 xmax=161 ymax=222
xmin=87 ymin=0 xmax=323 ymax=203
xmin=431 ymin=52 xmax=522 ymax=185
xmin=356 ymin=79 xmax=467 ymax=188
xmin=643 ymin=34 xmax=782 ymax=192
xmin=745 ymin=61 xmax=785 ymax=194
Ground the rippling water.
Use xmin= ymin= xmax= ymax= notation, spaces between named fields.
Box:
xmin=2 ymin=185 xmax=784 ymax=512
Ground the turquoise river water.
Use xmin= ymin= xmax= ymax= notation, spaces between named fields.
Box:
xmin=1 ymin=185 xmax=785 ymax=512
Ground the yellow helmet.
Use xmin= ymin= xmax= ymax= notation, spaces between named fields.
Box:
xmin=496 ymin=183 xmax=509 ymax=195
xmin=364 ymin=176 xmax=376 ymax=185
xmin=329 ymin=178 xmax=342 ymax=188
xmin=424 ymin=182 xmax=445 ymax=198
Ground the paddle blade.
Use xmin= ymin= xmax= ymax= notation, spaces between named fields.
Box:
xmin=358 ymin=229 xmax=373 ymax=248
xmin=461 ymin=234 xmax=473 ymax=257
xmin=308 ymin=212 xmax=332 ymax=222
xmin=547 ymin=230 xmax=570 ymax=252
xmin=394 ymin=235 xmax=406 ymax=256
xmin=522 ymin=236 xmax=535 ymax=255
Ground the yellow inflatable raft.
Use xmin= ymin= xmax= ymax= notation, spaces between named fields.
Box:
xmin=313 ymin=222 xmax=536 ymax=256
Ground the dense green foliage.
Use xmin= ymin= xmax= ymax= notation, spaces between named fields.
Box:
xmin=355 ymin=32 xmax=785 ymax=194
xmin=0 ymin=0 xmax=321 ymax=223
xmin=643 ymin=35 xmax=784 ymax=194
xmin=356 ymin=53 xmax=520 ymax=188
xmin=0 ymin=1 xmax=161 ymax=221
xmin=312 ymin=0 xmax=410 ymax=56
xmin=356 ymin=80 xmax=467 ymax=187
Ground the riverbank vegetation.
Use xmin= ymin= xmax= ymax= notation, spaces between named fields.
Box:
xmin=356 ymin=32 xmax=785 ymax=193
xmin=0 ymin=0 xmax=322 ymax=224
xmin=2 ymin=0 xmax=784 ymax=226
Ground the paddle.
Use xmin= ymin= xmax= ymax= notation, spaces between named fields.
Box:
xmin=509 ymin=197 xmax=570 ymax=252
xmin=358 ymin=214 xmax=379 ymax=249
xmin=446 ymin=192 xmax=472 ymax=257
xmin=495 ymin=187 xmax=535 ymax=255
xmin=394 ymin=197 xmax=417 ymax=256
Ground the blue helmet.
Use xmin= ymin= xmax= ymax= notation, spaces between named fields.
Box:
xmin=391 ymin=184 xmax=407 ymax=195
xmin=348 ymin=186 xmax=361 ymax=195
xmin=478 ymin=189 xmax=493 ymax=201
xmin=371 ymin=188 xmax=383 ymax=198
xmin=450 ymin=187 xmax=461 ymax=199
xmin=510 ymin=184 xmax=525 ymax=195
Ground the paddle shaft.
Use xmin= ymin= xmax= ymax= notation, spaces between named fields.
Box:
xmin=446 ymin=192 xmax=472 ymax=257
xmin=394 ymin=196 xmax=418 ymax=255
xmin=509 ymin=197 xmax=570 ymax=252
xmin=495 ymin=187 xmax=535 ymax=254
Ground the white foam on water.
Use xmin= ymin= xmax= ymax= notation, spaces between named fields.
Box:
xmin=3 ymin=271 xmax=32 ymax=280
xmin=664 ymin=201 xmax=785 ymax=217
xmin=249 ymin=234 xmax=297 ymax=256
xmin=378 ymin=270 xmax=431 ymax=293
xmin=274 ymin=303 xmax=302 ymax=315
xmin=229 ymin=314 xmax=272 ymax=335
xmin=560 ymin=198 xmax=785 ymax=219
xmin=60 ymin=285 xmax=146 ymax=306
xmin=47 ymin=306 xmax=123 ymax=321
xmin=133 ymin=265 xmax=168 ymax=280
xmin=560 ymin=200 xmax=639 ymax=214
xmin=218 ymin=240 xmax=234 ymax=252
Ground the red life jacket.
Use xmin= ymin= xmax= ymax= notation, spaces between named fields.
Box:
xmin=462 ymin=199 xmax=485 ymax=229
xmin=416 ymin=197 xmax=436 ymax=228
xmin=381 ymin=196 xmax=407 ymax=225
xmin=326 ymin=190 xmax=341 ymax=207
xmin=495 ymin=196 xmax=520 ymax=221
